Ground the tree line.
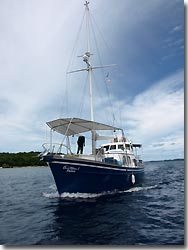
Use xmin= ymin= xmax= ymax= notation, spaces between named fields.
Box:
xmin=0 ymin=152 xmax=46 ymax=168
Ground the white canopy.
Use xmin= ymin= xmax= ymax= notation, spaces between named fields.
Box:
xmin=47 ymin=118 xmax=121 ymax=136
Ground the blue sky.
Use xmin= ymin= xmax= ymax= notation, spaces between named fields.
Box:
xmin=0 ymin=0 xmax=185 ymax=161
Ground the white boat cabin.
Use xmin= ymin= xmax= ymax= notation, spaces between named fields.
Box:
xmin=96 ymin=136 xmax=143 ymax=168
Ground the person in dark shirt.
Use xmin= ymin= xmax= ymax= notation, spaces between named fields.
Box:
xmin=77 ymin=135 xmax=85 ymax=154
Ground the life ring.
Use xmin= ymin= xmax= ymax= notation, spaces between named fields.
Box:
xmin=131 ymin=174 xmax=135 ymax=184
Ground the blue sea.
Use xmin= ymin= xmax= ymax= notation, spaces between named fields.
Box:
xmin=0 ymin=160 xmax=184 ymax=246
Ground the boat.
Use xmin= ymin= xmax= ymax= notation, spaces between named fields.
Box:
xmin=39 ymin=1 xmax=144 ymax=194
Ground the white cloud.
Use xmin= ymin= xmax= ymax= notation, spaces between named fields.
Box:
xmin=108 ymin=70 xmax=184 ymax=160
xmin=170 ymin=25 xmax=183 ymax=34
xmin=0 ymin=0 xmax=81 ymax=152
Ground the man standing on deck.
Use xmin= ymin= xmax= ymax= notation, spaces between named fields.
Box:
xmin=77 ymin=135 xmax=85 ymax=154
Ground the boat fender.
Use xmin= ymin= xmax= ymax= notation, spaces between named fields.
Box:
xmin=131 ymin=174 xmax=135 ymax=184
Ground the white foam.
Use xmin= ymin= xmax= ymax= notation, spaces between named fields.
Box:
xmin=122 ymin=185 xmax=158 ymax=193
xmin=42 ymin=191 xmax=60 ymax=198
xmin=42 ymin=185 xmax=157 ymax=199
xmin=42 ymin=190 xmax=115 ymax=199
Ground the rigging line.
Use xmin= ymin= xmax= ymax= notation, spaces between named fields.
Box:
xmin=90 ymin=11 xmax=120 ymax=116
xmin=78 ymin=73 xmax=89 ymax=118
xmin=60 ymin=10 xmax=86 ymax=118
xmin=90 ymin=14 xmax=116 ymax=126
xmin=92 ymin=71 xmax=103 ymax=101
xmin=66 ymin=10 xmax=86 ymax=73
xmin=90 ymin=12 xmax=113 ymax=58
xmin=91 ymin=18 xmax=122 ymax=129
xmin=91 ymin=72 xmax=116 ymax=136
xmin=59 ymin=73 xmax=69 ymax=117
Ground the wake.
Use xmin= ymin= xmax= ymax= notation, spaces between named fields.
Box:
xmin=42 ymin=184 xmax=157 ymax=199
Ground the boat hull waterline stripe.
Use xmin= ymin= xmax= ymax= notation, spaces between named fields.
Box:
xmin=51 ymin=160 xmax=144 ymax=173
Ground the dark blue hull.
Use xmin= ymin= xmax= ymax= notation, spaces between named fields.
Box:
xmin=44 ymin=155 xmax=144 ymax=194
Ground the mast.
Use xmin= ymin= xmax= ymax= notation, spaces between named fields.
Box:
xmin=84 ymin=1 xmax=96 ymax=154
xmin=84 ymin=1 xmax=94 ymax=122
xmin=67 ymin=1 xmax=116 ymax=155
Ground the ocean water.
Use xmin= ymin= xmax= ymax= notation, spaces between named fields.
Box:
xmin=0 ymin=160 xmax=184 ymax=246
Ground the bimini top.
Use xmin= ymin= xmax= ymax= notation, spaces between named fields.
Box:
xmin=47 ymin=117 xmax=121 ymax=136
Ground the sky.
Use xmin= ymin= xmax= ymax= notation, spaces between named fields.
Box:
xmin=0 ymin=0 xmax=185 ymax=161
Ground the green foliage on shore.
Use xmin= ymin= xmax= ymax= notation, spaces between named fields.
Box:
xmin=0 ymin=152 xmax=46 ymax=168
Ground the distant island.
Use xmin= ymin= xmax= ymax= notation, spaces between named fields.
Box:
xmin=146 ymin=158 xmax=184 ymax=163
xmin=0 ymin=152 xmax=46 ymax=168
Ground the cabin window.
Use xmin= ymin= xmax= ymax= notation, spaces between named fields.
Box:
xmin=103 ymin=145 xmax=109 ymax=151
xmin=114 ymin=137 xmax=118 ymax=142
xmin=125 ymin=145 xmax=130 ymax=150
xmin=127 ymin=156 xmax=132 ymax=165
xmin=133 ymin=159 xmax=137 ymax=166
xmin=118 ymin=144 xmax=124 ymax=150
xmin=123 ymin=156 xmax=127 ymax=165
xmin=110 ymin=145 xmax=116 ymax=150
xmin=123 ymin=156 xmax=132 ymax=166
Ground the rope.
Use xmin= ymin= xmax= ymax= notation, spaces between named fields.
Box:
xmin=89 ymin=13 xmax=117 ymax=126
xmin=78 ymin=73 xmax=89 ymax=117
xmin=66 ymin=10 xmax=86 ymax=73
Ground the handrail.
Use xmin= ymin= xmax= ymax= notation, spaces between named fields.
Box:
xmin=41 ymin=142 xmax=73 ymax=155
